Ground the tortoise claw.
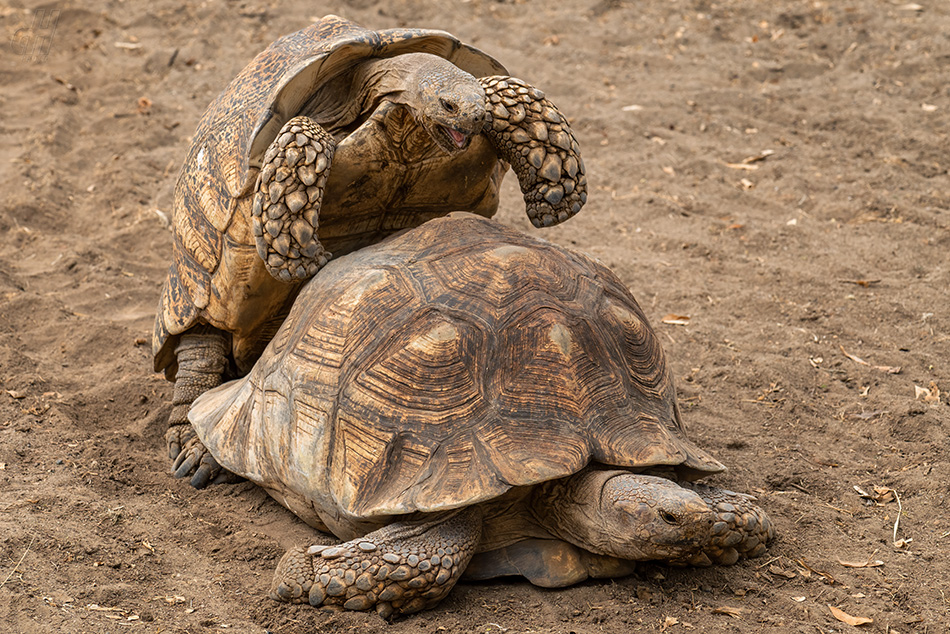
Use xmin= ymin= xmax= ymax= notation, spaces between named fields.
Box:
xmin=168 ymin=425 xmax=238 ymax=489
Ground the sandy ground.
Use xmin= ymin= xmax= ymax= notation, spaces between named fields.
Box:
xmin=1 ymin=0 xmax=949 ymax=632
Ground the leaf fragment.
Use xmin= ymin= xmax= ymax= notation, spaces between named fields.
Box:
xmin=837 ymin=558 xmax=884 ymax=568
xmin=711 ymin=606 xmax=744 ymax=618
xmin=661 ymin=314 xmax=691 ymax=326
xmin=829 ymin=605 xmax=873 ymax=626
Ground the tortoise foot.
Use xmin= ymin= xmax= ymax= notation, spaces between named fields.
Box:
xmin=253 ymin=116 xmax=336 ymax=283
xmin=683 ymin=483 xmax=775 ymax=565
xmin=479 ymin=76 xmax=587 ymax=228
xmin=169 ymin=425 xmax=240 ymax=489
xmin=270 ymin=508 xmax=481 ymax=618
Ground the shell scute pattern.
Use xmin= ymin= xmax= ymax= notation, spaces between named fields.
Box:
xmin=190 ymin=215 xmax=721 ymax=520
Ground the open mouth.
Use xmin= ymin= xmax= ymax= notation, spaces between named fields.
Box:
xmin=439 ymin=125 xmax=470 ymax=150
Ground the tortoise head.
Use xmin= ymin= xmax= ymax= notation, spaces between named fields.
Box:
xmin=537 ymin=470 xmax=715 ymax=562
xmin=405 ymin=54 xmax=487 ymax=155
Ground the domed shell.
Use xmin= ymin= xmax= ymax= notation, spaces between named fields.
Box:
xmin=188 ymin=214 xmax=724 ymax=523
xmin=153 ymin=15 xmax=508 ymax=378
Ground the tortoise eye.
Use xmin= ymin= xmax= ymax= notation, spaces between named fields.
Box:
xmin=659 ymin=511 xmax=679 ymax=525
xmin=439 ymin=97 xmax=457 ymax=113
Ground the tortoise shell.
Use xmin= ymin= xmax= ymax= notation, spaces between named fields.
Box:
xmin=153 ymin=15 xmax=509 ymax=379
xmin=188 ymin=214 xmax=724 ymax=530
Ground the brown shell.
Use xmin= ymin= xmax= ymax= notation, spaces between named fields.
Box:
xmin=153 ymin=15 xmax=509 ymax=379
xmin=188 ymin=214 xmax=724 ymax=525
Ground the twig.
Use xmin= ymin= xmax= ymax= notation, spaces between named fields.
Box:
xmin=0 ymin=534 xmax=36 ymax=589
xmin=892 ymin=489 xmax=903 ymax=546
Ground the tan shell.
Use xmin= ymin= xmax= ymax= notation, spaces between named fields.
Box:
xmin=189 ymin=214 xmax=724 ymax=529
xmin=153 ymin=15 xmax=509 ymax=379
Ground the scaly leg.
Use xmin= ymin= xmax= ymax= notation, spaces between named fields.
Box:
xmin=270 ymin=507 xmax=482 ymax=619
xmin=681 ymin=482 xmax=775 ymax=565
xmin=253 ymin=116 xmax=336 ymax=283
xmin=166 ymin=328 xmax=233 ymax=489
xmin=478 ymin=76 xmax=587 ymax=228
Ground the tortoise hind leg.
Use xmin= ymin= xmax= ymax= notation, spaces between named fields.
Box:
xmin=478 ymin=76 xmax=587 ymax=228
xmin=253 ymin=116 xmax=336 ymax=283
xmin=271 ymin=507 xmax=482 ymax=619
xmin=166 ymin=327 xmax=236 ymax=488
xmin=680 ymin=482 xmax=776 ymax=566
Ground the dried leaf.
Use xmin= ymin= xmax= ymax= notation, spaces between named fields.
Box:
xmin=914 ymin=381 xmax=940 ymax=403
xmin=839 ymin=346 xmax=901 ymax=374
xmin=769 ymin=564 xmax=797 ymax=579
xmin=711 ymin=606 xmax=744 ymax=618
xmin=662 ymin=616 xmax=679 ymax=629
xmin=726 ymin=162 xmax=759 ymax=171
xmin=791 ymin=596 xmax=806 ymax=602
xmin=5 ymin=390 xmax=25 ymax=399
xmin=661 ymin=314 xmax=691 ymax=326
xmin=829 ymin=605 xmax=873 ymax=626
xmin=838 ymin=558 xmax=884 ymax=568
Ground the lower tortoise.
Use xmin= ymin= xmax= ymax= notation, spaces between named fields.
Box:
xmin=154 ymin=15 xmax=587 ymax=487
xmin=187 ymin=214 xmax=774 ymax=618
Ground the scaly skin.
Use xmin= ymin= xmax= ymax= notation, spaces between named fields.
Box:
xmin=165 ymin=329 xmax=233 ymax=488
xmin=253 ymin=117 xmax=336 ymax=282
xmin=478 ymin=76 xmax=587 ymax=228
xmin=271 ymin=508 xmax=482 ymax=619
xmin=681 ymin=481 xmax=775 ymax=565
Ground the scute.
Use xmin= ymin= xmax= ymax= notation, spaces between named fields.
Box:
xmin=189 ymin=214 xmax=724 ymax=524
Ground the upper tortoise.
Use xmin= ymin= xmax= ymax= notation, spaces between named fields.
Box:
xmin=153 ymin=16 xmax=588 ymax=486
xmin=188 ymin=213 xmax=774 ymax=619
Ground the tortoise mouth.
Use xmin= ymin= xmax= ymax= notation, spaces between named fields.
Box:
xmin=437 ymin=125 xmax=471 ymax=152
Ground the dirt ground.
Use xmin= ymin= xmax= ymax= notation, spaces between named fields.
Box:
xmin=1 ymin=0 xmax=948 ymax=632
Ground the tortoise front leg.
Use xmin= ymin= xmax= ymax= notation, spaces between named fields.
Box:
xmin=270 ymin=507 xmax=482 ymax=619
xmin=253 ymin=116 xmax=336 ymax=283
xmin=166 ymin=328 xmax=233 ymax=488
xmin=478 ymin=76 xmax=587 ymax=228
xmin=680 ymin=482 xmax=775 ymax=565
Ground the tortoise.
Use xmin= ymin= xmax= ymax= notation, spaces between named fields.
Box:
xmin=153 ymin=15 xmax=588 ymax=487
xmin=187 ymin=213 xmax=774 ymax=618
